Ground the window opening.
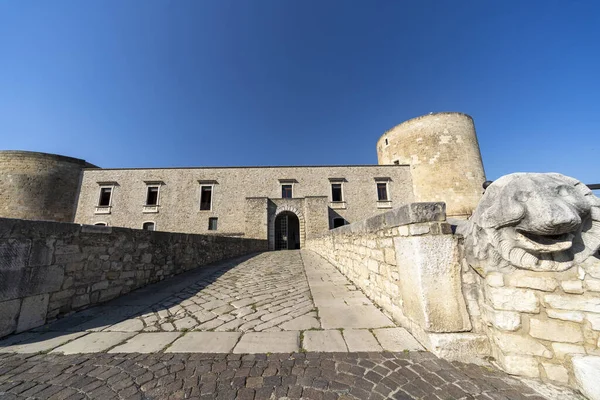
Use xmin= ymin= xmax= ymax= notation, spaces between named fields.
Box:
xmin=99 ymin=187 xmax=112 ymax=206
xmin=142 ymin=222 xmax=155 ymax=231
xmin=200 ymin=186 xmax=212 ymax=210
xmin=377 ymin=182 xmax=388 ymax=201
xmin=146 ymin=186 xmax=159 ymax=206
xmin=331 ymin=183 xmax=343 ymax=202
xmin=282 ymin=184 xmax=293 ymax=198
xmin=333 ymin=218 xmax=346 ymax=228
xmin=208 ymin=217 xmax=218 ymax=230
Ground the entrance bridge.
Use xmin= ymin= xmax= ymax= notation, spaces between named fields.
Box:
xmin=0 ymin=251 xmax=576 ymax=399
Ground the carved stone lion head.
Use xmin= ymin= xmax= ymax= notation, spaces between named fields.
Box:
xmin=460 ymin=173 xmax=600 ymax=274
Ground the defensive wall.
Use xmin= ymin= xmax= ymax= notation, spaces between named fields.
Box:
xmin=377 ymin=112 xmax=486 ymax=218
xmin=0 ymin=217 xmax=267 ymax=338
xmin=0 ymin=151 xmax=95 ymax=223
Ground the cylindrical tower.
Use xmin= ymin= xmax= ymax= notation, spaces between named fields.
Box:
xmin=0 ymin=151 xmax=96 ymax=222
xmin=377 ymin=112 xmax=486 ymax=218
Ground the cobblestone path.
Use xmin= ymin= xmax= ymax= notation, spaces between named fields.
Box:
xmin=0 ymin=351 xmax=570 ymax=400
xmin=0 ymin=251 xmax=583 ymax=399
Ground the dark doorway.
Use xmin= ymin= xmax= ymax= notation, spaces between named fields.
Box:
xmin=275 ymin=212 xmax=301 ymax=250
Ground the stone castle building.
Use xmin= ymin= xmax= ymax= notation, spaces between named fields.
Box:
xmin=0 ymin=112 xmax=486 ymax=250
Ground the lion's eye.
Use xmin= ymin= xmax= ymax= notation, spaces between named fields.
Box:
xmin=557 ymin=185 xmax=572 ymax=197
xmin=515 ymin=191 xmax=530 ymax=202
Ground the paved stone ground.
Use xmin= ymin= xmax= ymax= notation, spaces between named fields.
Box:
xmin=0 ymin=351 xmax=575 ymax=400
xmin=0 ymin=251 xmax=584 ymax=399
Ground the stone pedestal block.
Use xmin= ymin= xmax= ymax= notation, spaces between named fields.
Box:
xmin=394 ymin=234 xmax=471 ymax=333
xmin=16 ymin=294 xmax=49 ymax=333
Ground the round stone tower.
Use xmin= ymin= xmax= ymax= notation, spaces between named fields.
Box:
xmin=377 ymin=112 xmax=486 ymax=218
xmin=0 ymin=151 xmax=96 ymax=222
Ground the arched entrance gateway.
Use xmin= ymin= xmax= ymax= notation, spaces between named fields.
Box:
xmin=274 ymin=211 xmax=300 ymax=250
xmin=269 ymin=205 xmax=306 ymax=250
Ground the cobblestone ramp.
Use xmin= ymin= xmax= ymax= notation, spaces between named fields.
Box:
xmin=0 ymin=351 xmax=579 ymax=400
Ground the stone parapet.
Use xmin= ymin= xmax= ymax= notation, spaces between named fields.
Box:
xmin=0 ymin=217 xmax=267 ymax=338
xmin=306 ymin=202 xmax=489 ymax=363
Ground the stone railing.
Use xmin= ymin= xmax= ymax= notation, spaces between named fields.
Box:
xmin=0 ymin=217 xmax=267 ymax=338
xmin=305 ymin=203 xmax=490 ymax=362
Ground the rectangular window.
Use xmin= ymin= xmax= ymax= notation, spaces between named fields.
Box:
xmin=333 ymin=218 xmax=346 ymax=228
xmin=282 ymin=184 xmax=293 ymax=198
xmin=143 ymin=222 xmax=155 ymax=231
xmin=331 ymin=183 xmax=343 ymax=202
xmin=377 ymin=182 xmax=388 ymax=201
xmin=99 ymin=187 xmax=112 ymax=206
xmin=146 ymin=186 xmax=159 ymax=206
xmin=200 ymin=186 xmax=212 ymax=210
xmin=208 ymin=217 xmax=218 ymax=231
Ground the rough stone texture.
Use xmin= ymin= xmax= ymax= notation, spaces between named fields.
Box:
xmin=0 ymin=299 xmax=21 ymax=338
xmin=394 ymin=234 xmax=472 ymax=333
xmin=303 ymin=330 xmax=347 ymax=352
xmin=572 ymin=355 xmax=600 ymax=400
xmin=459 ymin=174 xmax=600 ymax=390
xmin=15 ymin=294 xmax=49 ymax=333
xmin=0 ymin=151 xmax=95 ymax=223
xmin=0 ymin=217 xmax=267 ymax=338
xmin=459 ymin=173 xmax=600 ymax=274
xmin=166 ymin=332 xmax=241 ymax=353
xmin=0 ymin=351 xmax=573 ymax=400
xmin=376 ymin=112 xmax=486 ymax=217
xmin=74 ymin=165 xmax=414 ymax=236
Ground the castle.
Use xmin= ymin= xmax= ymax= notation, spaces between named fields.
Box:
xmin=0 ymin=112 xmax=486 ymax=250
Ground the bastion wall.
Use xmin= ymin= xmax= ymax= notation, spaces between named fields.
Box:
xmin=0 ymin=151 xmax=95 ymax=223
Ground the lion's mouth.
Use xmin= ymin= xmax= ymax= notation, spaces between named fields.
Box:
xmin=516 ymin=230 xmax=575 ymax=252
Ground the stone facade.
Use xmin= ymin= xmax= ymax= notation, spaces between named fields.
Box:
xmin=74 ymin=165 xmax=414 ymax=245
xmin=0 ymin=217 xmax=266 ymax=338
xmin=377 ymin=112 xmax=486 ymax=218
xmin=0 ymin=151 xmax=95 ymax=223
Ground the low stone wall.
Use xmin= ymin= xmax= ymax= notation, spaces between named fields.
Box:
xmin=0 ymin=217 xmax=267 ymax=338
xmin=305 ymin=203 xmax=490 ymax=361
xmin=471 ymin=259 xmax=600 ymax=385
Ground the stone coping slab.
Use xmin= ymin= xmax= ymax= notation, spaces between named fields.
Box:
xmin=0 ymin=331 xmax=88 ymax=353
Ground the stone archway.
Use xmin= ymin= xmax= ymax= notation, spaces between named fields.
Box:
xmin=269 ymin=205 xmax=306 ymax=250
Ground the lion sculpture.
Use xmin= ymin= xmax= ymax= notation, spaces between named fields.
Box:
xmin=459 ymin=173 xmax=600 ymax=274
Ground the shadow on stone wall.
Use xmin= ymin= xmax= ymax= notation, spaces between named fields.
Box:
xmin=0 ymin=217 xmax=267 ymax=338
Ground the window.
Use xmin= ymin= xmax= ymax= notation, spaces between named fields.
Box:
xmin=94 ymin=222 xmax=107 ymax=226
xmin=377 ymin=182 xmax=388 ymax=201
xmin=385 ymin=138 xmax=388 ymax=145
xmin=333 ymin=218 xmax=346 ymax=228
xmin=282 ymin=184 xmax=293 ymax=198
xmin=142 ymin=222 xmax=155 ymax=231
xmin=393 ymin=160 xmax=400 ymax=165
xmin=98 ymin=187 xmax=112 ymax=206
xmin=200 ymin=186 xmax=212 ymax=210
xmin=146 ymin=186 xmax=159 ymax=206
xmin=208 ymin=217 xmax=218 ymax=231
xmin=331 ymin=183 xmax=343 ymax=202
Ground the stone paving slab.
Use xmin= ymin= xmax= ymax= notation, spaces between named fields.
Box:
xmin=374 ymin=327 xmax=425 ymax=352
xmin=50 ymin=332 xmax=136 ymax=354
xmin=303 ymin=330 xmax=348 ymax=352
xmin=233 ymin=332 xmax=300 ymax=354
xmin=343 ymin=329 xmax=384 ymax=352
xmin=0 ymin=332 xmax=88 ymax=354
xmin=0 ymin=351 xmax=582 ymax=400
xmin=166 ymin=332 xmax=241 ymax=353
xmin=107 ymin=332 xmax=181 ymax=353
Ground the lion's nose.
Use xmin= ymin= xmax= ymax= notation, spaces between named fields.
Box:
xmin=550 ymin=203 xmax=581 ymax=233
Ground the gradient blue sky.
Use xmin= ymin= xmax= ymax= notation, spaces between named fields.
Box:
xmin=1 ymin=1 xmax=598 ymax=184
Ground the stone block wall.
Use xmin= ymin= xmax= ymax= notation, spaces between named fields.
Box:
xmin=305 ymin=203 xmax=489 ymax=361
xmin=471 ymin=257 xmax=600 ymax=385
xmin=0 ymin=217 xmax=267 ymax=338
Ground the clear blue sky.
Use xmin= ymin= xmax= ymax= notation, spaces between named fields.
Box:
xmin=1 ymin=1 xmax=598 ymax=184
